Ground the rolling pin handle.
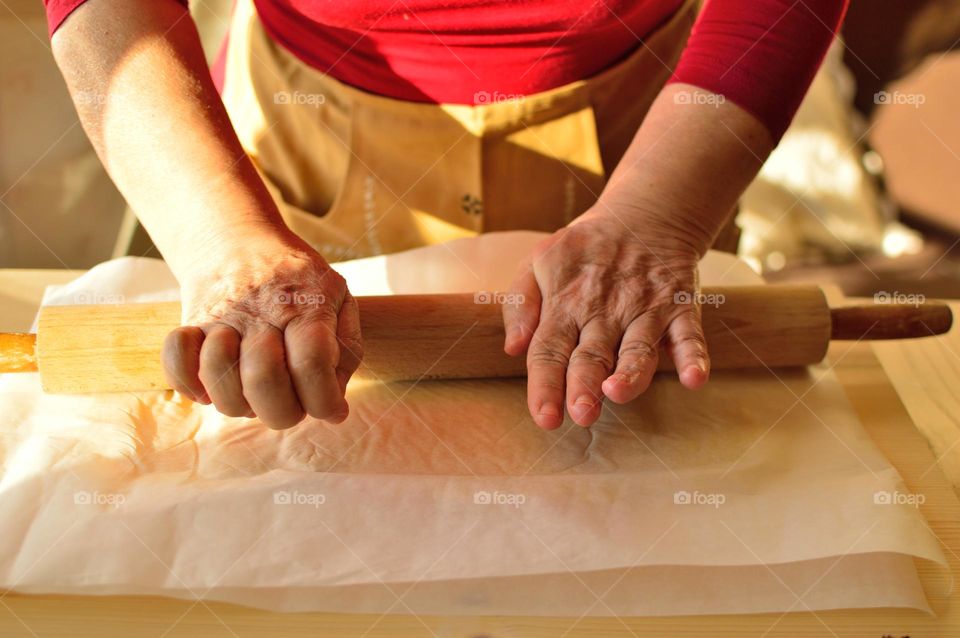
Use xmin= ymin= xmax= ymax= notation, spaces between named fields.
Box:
xmin=830 ymin=302 xmax=953 ymax=340
xmin=0 ymin=333 xmax=38 ymax=373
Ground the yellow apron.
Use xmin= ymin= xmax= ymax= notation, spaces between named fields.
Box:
xmin=221 ymin=0 xmax=699 ymax=261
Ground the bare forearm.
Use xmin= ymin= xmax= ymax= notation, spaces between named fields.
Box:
xmin=52 ymin=0 xmax=287 ymax=278
xmin=595 ymin=83 xmax=775 ymax=255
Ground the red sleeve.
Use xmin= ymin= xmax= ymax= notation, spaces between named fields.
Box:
xmin=669 ymin=0 xmax=849 ymax=140
xmin=44 ymin=0 xmax=190 ymax=37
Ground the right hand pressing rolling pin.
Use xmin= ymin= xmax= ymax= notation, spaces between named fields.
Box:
xmin=51 ymin=0 xmax=360 ymax=429
xmin=162 ymin=227 xmax=363 ymax=429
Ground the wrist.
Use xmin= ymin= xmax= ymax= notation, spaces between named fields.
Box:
xmin=586 ymin=194 xmax=719 ymax=258
xmin=164 ymin=216 xmax=306 ymax=284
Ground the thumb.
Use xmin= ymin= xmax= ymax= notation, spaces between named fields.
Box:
xmin=502 ymin=263 xmax=542 ymax=356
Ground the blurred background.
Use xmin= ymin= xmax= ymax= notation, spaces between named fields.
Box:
xmin=2 ymin=0 xmax=959 ymax=300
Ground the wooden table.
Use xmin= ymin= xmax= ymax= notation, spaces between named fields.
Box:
xmin=0 ymin=269 xmax=958 ymax=637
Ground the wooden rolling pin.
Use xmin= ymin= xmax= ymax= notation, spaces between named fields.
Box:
xmin=0 ymin=285 xmax=951 ymax=394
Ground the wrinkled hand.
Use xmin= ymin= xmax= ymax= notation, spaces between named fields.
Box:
xmin=503 ymin=210 xmax=710 ymax=429
xmin=162 ymin=230 xmax=361 ymax=429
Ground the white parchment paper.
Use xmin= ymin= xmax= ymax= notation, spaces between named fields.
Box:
xmin=0 ymin=231 xmax=946 ymax=615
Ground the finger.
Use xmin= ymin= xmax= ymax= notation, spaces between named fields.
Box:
xmin=602 ymin=313 xmax=662 ymax=404
xmin=161 ymin=326 xmax=209 ymax=404
xmin=667 ymin=307 xmax=710 ymax=390
xmin=526 ymin=315 xmax=577 ymax=430
xmin=566 ymin=320 xmax=618 ymax=427
xmin=334 ymin=292 xmax=363 ymax=398
xmin=502 ymin=264 xmax=542 ymax=356
xmin=240 ymin=325 xmax=305 ymax=429
xmin=285 ymin=310 xmax=347 ymax=423
xmin=198 ymin=324 xmax=252 ymax=418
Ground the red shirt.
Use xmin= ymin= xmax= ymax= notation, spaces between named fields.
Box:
xmin=44 ymin=0 xmax=848 ymax=139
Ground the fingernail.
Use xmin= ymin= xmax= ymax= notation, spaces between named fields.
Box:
xmin=538 ymin=404 xmax=560 ymax=418
xmin=689 ymin=360 xmax=708 ymax=378
xmin=575 ymin=395 xmax=595 ymax=408
xmin=607 ymin=373 xmax=630 ymax=387
xmin=572 ymin=396 xmax=596 ymax=417
xmin=536 ymin=404 xmax=561 ymax=428
xmin=681 ymin=362 xmax=708 ymax=389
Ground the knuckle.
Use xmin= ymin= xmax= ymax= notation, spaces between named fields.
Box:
xmin=161 ymin=349 xmax=186 ymax=379
xmin=267 ymin=292 xmax=338 ymax=329
xmin=569 ymin=345 xmax=615 ymax=370
xmin=531 ymin=376 xmax=565 ymax=392
xmin=619 ymin=340 xmax=658 ymax=361
xmin=288 ymin=302 xmax=338 ymax=325
xmin=163 ymin=328 xmax=198 ymax=363
xmin=198 ymin=357 xmax=234 ymax=383
xmin=288 ymin=354 xmax=336 ymax=379
xmin=200 ymin=339 xmax=237 ymax=371
xmin=675 ymin=331 xmax=707 ymax=349
xmin=528 ymin=347 xmax=570 ymax=368
xmin=240 ymin=350 xmax=289 ymax=395
xmin=161 ymin=344 xmax=201 ymax=393
xmin=672 ymin=305 xmax=702 ymax=323
xmin=198 ymin=363 xmax=228 ymax=390
xmin=241 ymin=365 xmax=281 ymax=395
xmin=162 ymin=327 xmax=187 ymax=352
xmin=196 ymin=366 xmax=222 ymax=390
